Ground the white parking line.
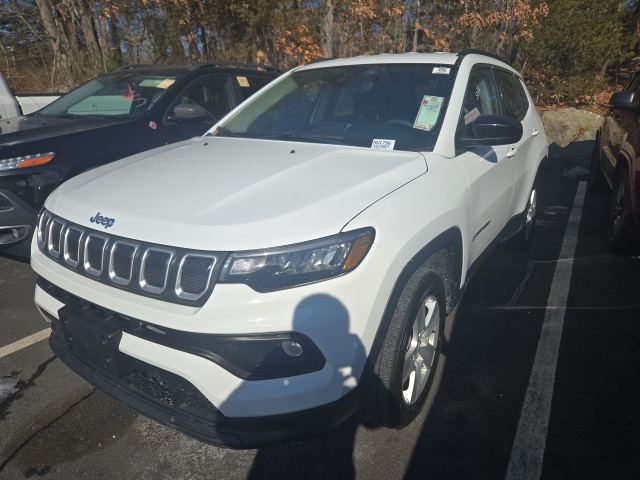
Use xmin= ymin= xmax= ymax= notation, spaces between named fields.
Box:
xmin=0 ymin=328 xmax=51 ymax=360
xmin=505 ymin=181 xmax=586 ymax=480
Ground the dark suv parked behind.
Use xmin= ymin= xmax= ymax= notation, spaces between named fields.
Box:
xmin=590 ymin=71 xmax=640 ymax=253
xmin=0 ymin=62 xmax=279 ymax=256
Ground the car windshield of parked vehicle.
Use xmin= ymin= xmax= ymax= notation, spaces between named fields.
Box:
xmin=213 ymin=64 xmax=455 ymax=151
xmin=38 ymin=72 xmax=181 ymax=118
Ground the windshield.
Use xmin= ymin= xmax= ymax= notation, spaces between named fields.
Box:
xmin=214 ymin=64 xmax=455 ymax=151
xmin=39 ymin=71 xmax=181 ymax=118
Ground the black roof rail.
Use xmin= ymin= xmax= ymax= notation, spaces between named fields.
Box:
xmin=112 ymin=62 xmax=281 ymax=74
xmin=191 ymin=61 xmax=281 ymax=73
xmin=457 ymin=49 xmax=509 ymax=65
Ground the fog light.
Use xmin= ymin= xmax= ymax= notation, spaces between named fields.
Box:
xmin=281 ymin=340 xmax=303 ymax=357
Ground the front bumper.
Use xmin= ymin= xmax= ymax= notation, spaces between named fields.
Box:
xmin=31 ymin=233 xmax=400 ymax=446
xmin=38 ymin=277 xmax=358 ymax=448
xmin=0 ymin=188 xmax=37 ymax=256
xmin=50 ymin=332 xmax=358 ymax=448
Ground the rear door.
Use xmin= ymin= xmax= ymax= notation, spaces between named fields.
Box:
xmin=493 ymin=69 xmax=542 ymax=220
xmin=602 ymin=73 xmax=640 ymax=182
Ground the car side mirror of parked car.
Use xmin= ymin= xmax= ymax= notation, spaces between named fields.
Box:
xmin=608 ymin=92 xmax=640 ymax=112
xmin=457 ymin=114 xmax=523 ymax=149
xmin=171 ymin=103 xmax=208 ymax=121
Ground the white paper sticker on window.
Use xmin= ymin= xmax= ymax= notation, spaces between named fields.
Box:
xmin=464 ymin=107 xmax=481 ymax=125
xmin=139 ymin=78 xmax=175 ymax=89
xmin=371 ymin=139 xmax=396 ymax=150
xmin=413 ymin=96 xmax=444 ymax=131
xmin=432 ymin=67 xmax=451 ymax=75
xmin=236 ymin=76 xmax=250 ymax=87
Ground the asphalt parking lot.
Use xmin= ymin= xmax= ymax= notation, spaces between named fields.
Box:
xmin=1 ymin=164 xmax=639 ymax=479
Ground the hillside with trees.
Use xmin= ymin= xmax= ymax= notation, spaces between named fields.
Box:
xmin=0 ymin=0 xmax=638 ymax=105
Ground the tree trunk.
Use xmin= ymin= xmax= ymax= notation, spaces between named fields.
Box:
xmin=412 ymin=1 xmax=421 ymax=52
xmin=598 ymin=60 xmax=608 ymax=82
xmin=73 ymin=0 xmax=103 ymax=75
xmin=35 ymin=0 xmax=74 ymax=89
xmin=320 ymin=0 xmax=334 ymax=58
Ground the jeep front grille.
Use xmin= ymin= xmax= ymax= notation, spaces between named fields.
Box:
xmin=36 ymin=210 xmax=225 ymax=306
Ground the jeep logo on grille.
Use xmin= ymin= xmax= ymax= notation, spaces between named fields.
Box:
xmin=90 ymin=211 xmax=115 ymax=229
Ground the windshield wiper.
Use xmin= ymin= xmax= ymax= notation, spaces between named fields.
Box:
xmin=211 ymin=126 xmax=241 ymax=137
xmin=257 ymin=132 xmax=347 ymax=145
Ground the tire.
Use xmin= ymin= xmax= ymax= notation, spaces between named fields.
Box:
xmin=360 ymin=268 xmax=445 ymax=428
xmin=504 ymin=186 xmax=537 ymax=252
xmin=605 ymin=167 xmax=636 ymax=253
xmin=588 ymin=136 xmax=607 ymax=193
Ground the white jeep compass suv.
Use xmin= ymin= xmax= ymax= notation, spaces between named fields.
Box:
xmin=31 ymin=50 xmax=548 ymax=448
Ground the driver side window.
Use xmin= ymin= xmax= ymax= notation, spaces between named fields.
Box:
xmin=459 ymin=67 xmax=499 ymax=137
xmin=169 ymin=75 xmax=234 ymax=119
xmin=462 ymin=68 xmax=499 ymax=117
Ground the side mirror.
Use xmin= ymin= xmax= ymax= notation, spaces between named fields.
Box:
xmin=609 ymin=92 xmax=639 ymax=112
xmin=171 ymin=103 xmax=208 ymax=120
xmin=457 ymin=114 xmax=523 ymax=148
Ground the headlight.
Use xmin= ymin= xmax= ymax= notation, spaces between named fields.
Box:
xmin=0 ymin=152 xmax=55 ymax=171
xmin=219 ymin=228 xmax=375 ymax=291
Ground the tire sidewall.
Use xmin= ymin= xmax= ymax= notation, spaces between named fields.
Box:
xmin=605 ymin=168 xmax=633 ymax=252
xmin=588 ymin=135 xmax=607 ymax=193
xmin=385 ymin=271 xmax=445 ymax=428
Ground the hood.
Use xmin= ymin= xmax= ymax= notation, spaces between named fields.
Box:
xmin=47 ymin=137 xmax=427 ymax=251
xmin=0 ymin=114 xmax=127 ymax=143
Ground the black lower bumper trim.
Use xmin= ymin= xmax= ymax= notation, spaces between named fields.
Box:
xmin=47 ymin=302 xmax=359 ymax=449
xmin=50 ymin=333 xmax=360 ymax=448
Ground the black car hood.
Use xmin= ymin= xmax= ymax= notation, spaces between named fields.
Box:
xmin=0 ymin=114 xmax=131 ymax=146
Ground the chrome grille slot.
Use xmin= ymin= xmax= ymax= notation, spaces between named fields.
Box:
xmin=140 ymin=248 xmax=173 ymax=294
xmin=37 ymin=210 xmax=52 ymax=248
xmin=84 ymin=233 xmax=108 ymax=277
xmin=63 ymin=226 xmax=84 ymax=268
xmin=176 ymin=254 xmax=217 ymax=301
xmin=47 ymin=218 xmax=65 ymax=259
xmin=109 ymin=241 xmax=138 ymax=286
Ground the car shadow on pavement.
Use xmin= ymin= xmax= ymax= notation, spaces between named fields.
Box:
xmin=218 ymin=293 xmax=376 ymax=479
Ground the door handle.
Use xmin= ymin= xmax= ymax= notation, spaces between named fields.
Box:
xmin=532 ymin=127 xmax=540 ymax=137
xmin=506 ymin=145 xmax=518 ymax=158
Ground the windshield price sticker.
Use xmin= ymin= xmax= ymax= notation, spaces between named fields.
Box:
xmin=432 ymin=66 xmax=451 ymax=75
xmin=413 ymin=96 xmax=444 ymax=131
xmin=237 ymin=76 xmax=250 ymax=87
xmin=371 ymin=139 xmax=396 ymax=150
xmin=156 ymin=79 xmax=175 ymax=89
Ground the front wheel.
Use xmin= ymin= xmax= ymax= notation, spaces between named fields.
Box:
xmin=605 ymin=167 xmax=636 ymax=253
xmin=360 ymin=269 xmax=445 ymax=428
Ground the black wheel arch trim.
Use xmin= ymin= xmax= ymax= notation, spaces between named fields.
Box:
xmin=364 ymin=227 xmax=463 ymax=383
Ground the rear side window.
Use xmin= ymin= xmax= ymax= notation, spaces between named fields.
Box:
xmin=494 ymin=70 xmax=529 ymax=121
xmin=236 ymin=75 xmax=273 ymax=99
xmin=626 ymin=73 xmax=640 ymax=94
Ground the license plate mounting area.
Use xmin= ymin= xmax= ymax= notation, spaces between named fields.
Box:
xmin=58 ymin=306 xmax=123 ymax=377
